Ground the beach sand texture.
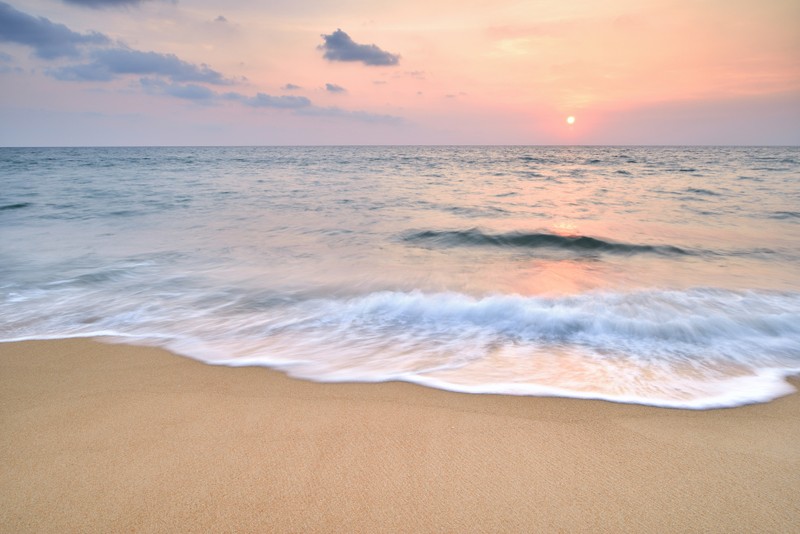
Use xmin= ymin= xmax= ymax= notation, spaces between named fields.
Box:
xmin=2 ymin=338 xmax=799 ymax=532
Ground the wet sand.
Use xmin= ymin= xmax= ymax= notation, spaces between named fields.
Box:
xmin=1 ymin=338 xmax=799 ymax=532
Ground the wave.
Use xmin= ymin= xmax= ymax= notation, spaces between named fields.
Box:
xmin=0 ymin=202 xmax=32 ymax=211
xmin=402 ymin=228 xmax=691 ymax=256
xmin=685 ymin=188 xmax=720 ymax=196
xmin=771 ymin=211 xmax=800 ymax=220
xmin=3 ymin=285 xmax=799 ymax=409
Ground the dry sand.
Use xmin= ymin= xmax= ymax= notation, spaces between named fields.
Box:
xmin=1 ymin=338 xmax=799 ymax=533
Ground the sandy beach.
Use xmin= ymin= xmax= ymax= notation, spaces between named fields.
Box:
xmin=1 ymin=338 xmax=799 ymax=533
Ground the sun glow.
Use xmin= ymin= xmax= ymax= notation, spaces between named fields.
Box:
xmin=566 ymin=116 xmax=576 ymax=125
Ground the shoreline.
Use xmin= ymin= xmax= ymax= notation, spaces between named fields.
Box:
xmin=2 ymin=338 xmax=799 ymax=532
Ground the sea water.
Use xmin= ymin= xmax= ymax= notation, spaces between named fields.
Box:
xmin=1 ymin=146 xmax=799 ymax=408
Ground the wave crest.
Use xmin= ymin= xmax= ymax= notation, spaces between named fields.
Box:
xmin=403 ymin=228 xmax=691 ymax=256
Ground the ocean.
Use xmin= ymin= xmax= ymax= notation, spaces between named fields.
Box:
xmin=1 ymin=145 xmax=799 ymax=408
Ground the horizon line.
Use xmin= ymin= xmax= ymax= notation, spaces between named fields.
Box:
xmin=2 ymin=143 xmax=798 ymax=149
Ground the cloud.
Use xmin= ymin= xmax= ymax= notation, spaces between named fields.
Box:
xmin=224 ymin=92 xmax=311 ymax=109
xmin=1 ymin=4 xmax=233 ymax=88
xmin=325 ymin=83 xmax=346 ymax=93
xmin=0 ymin=4 xmax=401 ymax=125
xmin=0 ymin=51 xmax=20 ymax=73
xmin=176 ymin=89 xmax=393 ymax=122
xmin=0 ymin=1 xmax=109 ymax=59
xmin=318 ymin=29 xmax=399 ymax=66
xmin=50 ymin=48 xmax=231 ymax=84
xmin=297 ymin=106 xmax=401 ymax=123
xmin=140 ymin=84 xmax=395 ymax=125
xmin=140 ymin=77 xmax=216 ymax=101
xmin=135 ymin=80 xmax=312 ymax=110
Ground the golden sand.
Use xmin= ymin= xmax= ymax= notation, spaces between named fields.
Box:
xmin=1 ymin=338 xmax=799 ymax=532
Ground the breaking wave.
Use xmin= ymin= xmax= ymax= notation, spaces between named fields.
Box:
xmin=3 ymin=285 xmax=799 ymax=409
xmin=403 ymin=228 xmax=692 ymax=256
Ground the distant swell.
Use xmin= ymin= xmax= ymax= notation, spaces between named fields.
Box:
xmin=403 ymin=228 xmax=690 ymax=256
xmin=0 ymin=202 xmax=32 ymax=211
xmin=771 ymin=211 xmax=800 ymax=220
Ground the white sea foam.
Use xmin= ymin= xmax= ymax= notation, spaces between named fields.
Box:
xmin=2 ymin=286 xmax=799 ymax=409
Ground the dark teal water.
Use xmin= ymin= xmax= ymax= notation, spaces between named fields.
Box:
xmin=2 ymin=146 xmax=799 ymax=408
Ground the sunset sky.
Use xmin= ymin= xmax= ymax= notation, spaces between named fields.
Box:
xmin=1 ymin=0 xmax=798 ymax=146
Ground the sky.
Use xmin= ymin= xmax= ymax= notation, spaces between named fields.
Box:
xmin=0 ymin=0 xmax=798 ymax=146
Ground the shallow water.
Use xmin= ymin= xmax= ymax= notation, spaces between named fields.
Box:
xmin=2 ymin=146 xmax=799 ymax=408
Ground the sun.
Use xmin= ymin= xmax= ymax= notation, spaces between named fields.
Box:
xmin=566 ymin=116 xmax=576 ymax=125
